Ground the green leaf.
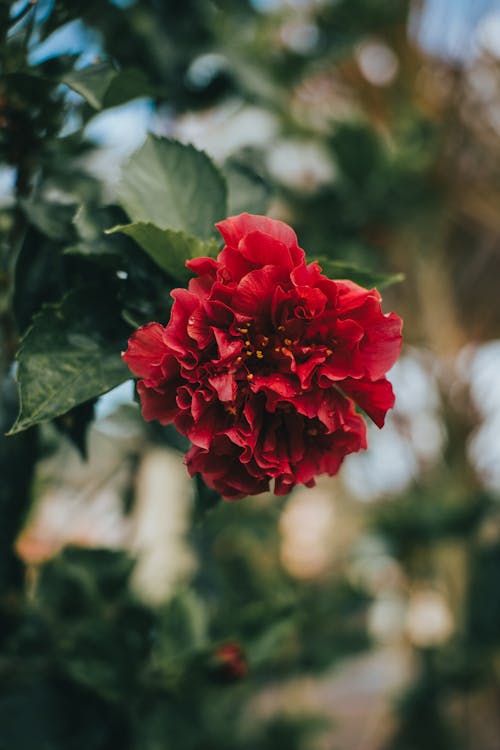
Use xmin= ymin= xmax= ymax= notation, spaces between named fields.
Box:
xmin=117 ymin=135 xmax=227 ymax=239
xmin=224 ymin=161 xmax=271 ymax=216
xmin=64 ymin=204 xmax=123 ymax=258
xmin=63 ymin=62 xmax=117 ymax=109
xmin=8 ymin=289 xmax=130 ymax=435
xmin=314 ymin=256 xmax=404 ymax=290
xmin=21 ymin=198 xmax=77 ymax=241
xmin=62 ymin=62 xmax=156 ymax=110
xmin=104 ymin=68 xmax=158 ymax=109
xmin=107 ymin=222 xmax=218 ymax=283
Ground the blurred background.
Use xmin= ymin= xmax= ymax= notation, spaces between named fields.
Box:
xmin=2 ymin=0 xmax=500 ymax=748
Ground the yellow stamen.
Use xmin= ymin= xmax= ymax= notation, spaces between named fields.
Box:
xmin=326 ymin=349 xmax=333 ymax=356
xmin=278 ymin=325 xmax=285 ymax=332
xmin=247 ymin=373 xmax=254 ymax=380
xmin=284 ymin=338 xmax=292 ymax=346
xmin=246 ymin=349 xmax=253 ymax=356
xmin=274 ymin=347 xmax=280 ymax=352
xmin=256 ymin=350 xmax=264 ymax=359
xmin=245 ymin=340 xmax=251 ymax=347
xmin=236 ymin=356 xmax=242 ymax=362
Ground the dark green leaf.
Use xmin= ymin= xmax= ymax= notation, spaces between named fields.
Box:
xmin=8 ymin=288 xmax=130 ymax=435
xmin=20 ymin=199 xmax=77 ymax=241
xmin=117 ymin=135 xmax=227 ymax=239
xmin=314 ymin=256 xmax=404 ymax=290
xmin=13 ymin=226 xmax=66 ymax=334
xmin=107 ymin=222 xmax=218 ymax=282
xmin=62 ymin=62 xmax=117 ymax=110
xmin=64 ymin=204 xmax=124 ymax=258
xmin=62 ymin=62 xmax=156 ymax=111
xmin=103 ymin=68 xmax=159 ymax=109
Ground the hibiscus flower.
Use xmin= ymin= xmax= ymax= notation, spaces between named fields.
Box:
xmin=123 ymin=213 xmax=402 ymax=499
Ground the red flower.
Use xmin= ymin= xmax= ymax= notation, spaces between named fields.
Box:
xmin=211 ymin=642 xmax=248 ymax=682
xmin=123 ymin=213 xmax=402 ymax=499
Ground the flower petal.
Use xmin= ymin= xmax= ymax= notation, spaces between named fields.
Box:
xmin=340 ymin=377 xmax=395 ymax=427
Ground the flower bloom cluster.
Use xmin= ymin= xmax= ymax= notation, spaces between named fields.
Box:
xmin=123 ymin=214 xmax=402 ymax=499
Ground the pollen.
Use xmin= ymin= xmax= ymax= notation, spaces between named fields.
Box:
xmin=247 ymin=373 xmax=254 ymax=380
xmin=261 ymin=336 xmax=269 ymax=345
xmin=326 ymin=349 xmax=333 ymax=356
xmin=274 ymin=347 xmax=281 ymax=352
xmin=256 ymin=350 xmax=264 ymax=359
xmin=236 ymin=356 xmax=242 ymax=362
xmin=278 ymin=325 xmax=285 ymax=332
xmin=284 ymin=338 xmax=292 ymax=346
xmin=245 ymin=340 xmax=251 ymax=347
xmin=239 ymin=327 xmax=249 ymax=334
xmin=246 ymin=349 xmax=253 ymax=356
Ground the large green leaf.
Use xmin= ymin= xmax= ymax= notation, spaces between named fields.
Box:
xmin=314 ymin=256 xmax=404 ymax=290
xmin=107 ymin=222 xmax=218 ymax=283
xmin=8 ymin=289 xmax=130 ymax=435
xmin=117 ymin=135 xmax=227 ymax=239
xmin=62 ymin=62 xmax=156 ymax=110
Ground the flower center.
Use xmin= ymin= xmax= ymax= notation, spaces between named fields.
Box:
xmin=235 ymin=321 xmax=301 ymax=371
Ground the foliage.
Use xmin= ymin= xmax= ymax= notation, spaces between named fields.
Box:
xmin=2 ymin=0 xmax=500 ymax=748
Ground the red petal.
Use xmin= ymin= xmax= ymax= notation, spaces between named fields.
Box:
xmin=235 ymin=266 xmax=288 ymax=315
xmin=238 ymin=230 xmax=297 ymax=269
xmin=251 ymin=373 xmax=299 ymax=399
xmin=186 ymin=256 xmax=218 ymax=276
xmin=216 ymin=213 xmax=302 ymax=257
xmin=340 ymin=377 xmax=395 ymax=427
xmin=137 ymin=380 xmax=179 ymax=424
xmin=217 ymin=246 xmax=255 ymax=282
xmin=165 ymin=289 xmax=199 ymax=352
xmin=358 ymin=311 xmax=403 ymax=380
xmin=187 ymin=257 xmax=218 ymax=298
xmin=122 ymin=322 xmax=169 ymax=380
xmin=335 ymin=280 xmax=380 ymax=313
xmin=209 ymin=372 xmax=236 ymax=402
